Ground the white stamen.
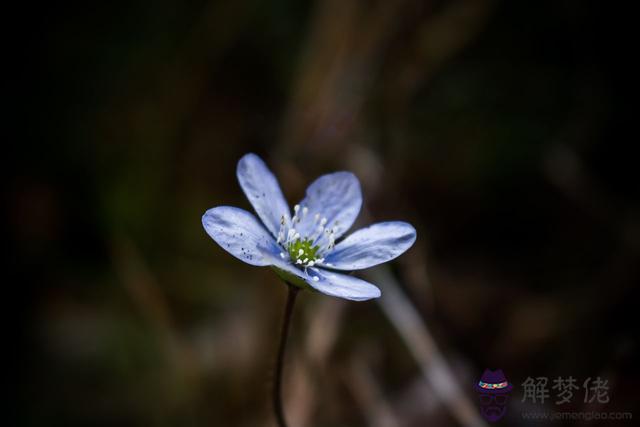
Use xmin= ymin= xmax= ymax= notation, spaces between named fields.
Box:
xmin=307 ymin=261 xmax=315 ymax=267
xmin=293 ymin=233 xmax=300 ymax=240
xmin=302 ymin=207 xmax=308 ymax=216
xmin=320 ymin=217 xmax=327 ymax=226
xmin=277 ymin=216 xmax=287 ymax=244
xmin=297 ymin=249 xmax=304 ymax=257
xmin=327 ymin=232 xmax=336 ymax=250
xmin=296 ymin=259 xmax=302 ymax=264
xmin=302 ymin=258 xmax=308 ymax=263
xmin=326 ymin=228 xmax=336 ymax=250
xmin=294 ymin=204 xmax=300 ymax=213
xmin=312 ymin=276 xmax=319 ymax=282
xmin=292 ymin=215 xmax=298 ymax=223
xmin=317 ymin=258 xmax=324 ymax=263
xmin=280 ymin=252 xmax=286 ymax=259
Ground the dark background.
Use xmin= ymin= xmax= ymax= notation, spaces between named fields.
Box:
xmin=14 ymin=0 xmax=638 ymax=425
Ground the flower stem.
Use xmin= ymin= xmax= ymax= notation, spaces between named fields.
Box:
xmin=273 ymin=283 xmax=299 ymax=427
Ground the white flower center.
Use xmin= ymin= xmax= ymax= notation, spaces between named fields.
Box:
xmin=276 ymin=204 xmax=336 ymax=270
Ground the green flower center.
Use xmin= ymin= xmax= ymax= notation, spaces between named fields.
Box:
xmin=288 ymin=238 xmax=321 ymax=263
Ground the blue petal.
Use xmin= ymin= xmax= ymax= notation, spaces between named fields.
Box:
xmin=269 ymin=260 xmax=380 ymax=301
xmin=202 ymin=206 xmax=280 ymax=266
xmin=322 ymin=221 xmax=416 ymax=270
xmin=307 ymin=268 xmax=381 ymax=301
xmin=236 ymin=153 xmax=291 ymax=238
xmin=295 ymin=172 xmax=362 ymax=240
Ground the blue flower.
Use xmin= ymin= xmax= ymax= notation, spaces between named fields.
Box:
xmin=202 ymin=153 xmax=416 ymax=301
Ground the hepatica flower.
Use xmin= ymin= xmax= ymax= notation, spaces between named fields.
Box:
xmin=202 ymin=153 xmax=416 ymax=301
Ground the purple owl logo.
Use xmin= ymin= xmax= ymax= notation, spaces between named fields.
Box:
xmin=475 ymin=369 xmax=513 ymax=422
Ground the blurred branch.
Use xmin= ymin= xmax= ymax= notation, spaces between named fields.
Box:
xmin=278 ymin=0 xmax=410 ymax=160
xmin=111 ymin=235 xmax=199 ymax=394
xmin=544 ymin=144 xmax=640 ymax=255
xmin=344 ymin=352 xmax=402 ymax=427
xmin=386 ymin=0 xmax=495 ymax=101
xmin=281 ymin=298 xmax=347 ymax=427
xmin=384 ymin=0 xmax=495 ymax=165
xmin=366 ymin=266 xmax=487 ymax=427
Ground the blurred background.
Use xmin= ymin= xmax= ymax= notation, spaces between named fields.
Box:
xmin=14 ymin=0 xmax=638 ymax=425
